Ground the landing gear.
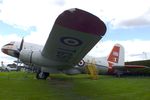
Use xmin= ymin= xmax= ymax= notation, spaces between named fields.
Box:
xmin=115 ymin=71 xmax=123 ymax=77
xmin=36 ymin=70 xmax=49 ymax=80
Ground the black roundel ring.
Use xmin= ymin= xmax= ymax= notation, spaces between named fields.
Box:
xmin=60 ymin=37 xmax=83 ymax=46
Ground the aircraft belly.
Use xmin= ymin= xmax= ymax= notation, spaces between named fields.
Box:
xmin=29 ymin=50 xmax=73 ymax=69
xmin=41 ymin=67 xmax=61 ymax=73
xmin=19 ymin=49 xmax=74 ymax=69
xmin=96 ymin=64 xmax=108 ymax=74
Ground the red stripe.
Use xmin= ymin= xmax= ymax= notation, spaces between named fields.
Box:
xmin=107 ymin=62 xmax=115 ymax=74
xmin=125 ymin=65 xmax=145 ymax=68
xmin=107 ymin=46 xmax=120 ymax=63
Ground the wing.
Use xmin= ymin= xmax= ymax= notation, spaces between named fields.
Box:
xmin=41 ymin=8 xmax=106 ymax=66
xmin=125 ymin=60 xmax=150 ymax=67
xmin=113 ymin=65 xmax=150 ymax=74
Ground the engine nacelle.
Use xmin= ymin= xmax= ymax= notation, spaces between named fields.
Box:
xmin=19 ymin=50 xmax=71 ymax=68
xmin=19 ymin=50 xmax=43 ymax=66
xmin=19 ymin=50 xmax=33 ymax=64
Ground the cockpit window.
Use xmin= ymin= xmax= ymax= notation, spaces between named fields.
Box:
xmin=4 ymin=41 xmax=15 ymax=46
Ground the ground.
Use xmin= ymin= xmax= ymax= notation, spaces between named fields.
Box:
xmin=0 ymin=72 xmax=150 ymax=100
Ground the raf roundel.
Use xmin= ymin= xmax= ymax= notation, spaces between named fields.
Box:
xmin=78 ymin=59 xmax=85 ymax=67
xmin=60 ymin=37 xmax=82 ymax=46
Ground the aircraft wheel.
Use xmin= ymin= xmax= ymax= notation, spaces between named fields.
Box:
xmin=36 ymin=71 xmax=49 ymax=80
xmin=116 ymin=72 xmax=123 ymax=77
xmin=5 ymin=68 xmax=9 ymax=72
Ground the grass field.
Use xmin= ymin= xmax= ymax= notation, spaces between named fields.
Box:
xmin=0 ymin=72 xmax=150 ymax=100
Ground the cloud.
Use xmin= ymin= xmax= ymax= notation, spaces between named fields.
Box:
xmin=1 ymin=0 xmax=150 ymax=33
xmin=119 ymin=18 xmax=150 ymax=28
xmin=53 ymin=0 xmax=65 ymax=6
xmin=1 ymin=0 xmax=150 ymax=30
xmin=95 ymin=0 xmax=150 ymax=29
xmin=0 ymin=0 xmax=150 ymax=64
xmin=0 ymin=0 xmax=67 ymax=45
xmin=117 ymin=9 xmax=150 ymax=28
xmin=88 ymin=39 xmax=150 ymax=61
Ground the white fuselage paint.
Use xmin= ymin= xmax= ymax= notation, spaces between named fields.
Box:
xmin=2 ymin=41 xmax=111 ymax=74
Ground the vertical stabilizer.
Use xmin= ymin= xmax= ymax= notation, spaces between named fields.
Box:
xmin=107 ymin=44 xmax=124 ymax=67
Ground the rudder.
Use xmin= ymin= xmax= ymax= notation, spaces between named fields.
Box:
xmin=107 ymin=44 xmax=124 ymax=66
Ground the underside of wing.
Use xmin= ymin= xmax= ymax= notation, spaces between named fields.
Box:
xmin=125 ymin=60 xmax=150 ymax=67
xmin=113 ymin=65 xmax=150 ymax=74
xmin=42 ymin=8 xmax=106 ymax=67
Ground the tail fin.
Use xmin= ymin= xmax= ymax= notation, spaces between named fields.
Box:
xmin=107 ymin=44 xmax=124 ymax=66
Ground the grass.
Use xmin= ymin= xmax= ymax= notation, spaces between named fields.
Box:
xmin=0 ymin=72 xmax=150 ymax=100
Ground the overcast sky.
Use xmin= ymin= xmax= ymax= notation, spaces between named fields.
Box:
xmin=0 ymin=0 xmax=150 ymax=64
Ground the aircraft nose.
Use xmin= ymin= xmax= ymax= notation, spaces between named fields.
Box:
xmin=1 ymin=46 xmax=8 ymax=54
xmin=1 ymin=45 xmax=19 ymax=58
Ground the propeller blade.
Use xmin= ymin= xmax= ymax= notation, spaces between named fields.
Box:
xmin=19 ymin=38 xmax=24 ymax=51
xmin=14 ymin=38 xmax=24 ymax=58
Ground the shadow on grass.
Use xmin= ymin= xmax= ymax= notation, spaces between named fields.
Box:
xmin=1 ymin=72 xmax=150 ymax=100
xmin=46 ymin=74 xmax=93 ymax=100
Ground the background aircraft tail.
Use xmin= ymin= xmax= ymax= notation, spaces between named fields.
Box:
xmin=107 ymin=44 xmax=125 ymax=67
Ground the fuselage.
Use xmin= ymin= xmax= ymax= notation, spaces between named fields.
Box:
xmin=1 ymin=41 xmax=42 ymax=58
xmin=1 ymin=41 xmax=111 ymax=74
xmin=2 ymin=41 xmax=70 ymax=68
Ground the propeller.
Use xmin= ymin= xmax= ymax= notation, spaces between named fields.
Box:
xmin=15 ymin=38 xmax=24 ymax=58
xmin=19 ymin=37 xmax=24 ymax=52
xmin=14 ymin=38 xmax=24 ymax=70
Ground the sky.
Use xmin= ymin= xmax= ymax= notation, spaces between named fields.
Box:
xmin=0 ymin=0 xmax=150 ymax=65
